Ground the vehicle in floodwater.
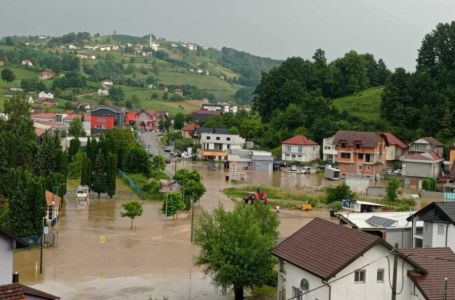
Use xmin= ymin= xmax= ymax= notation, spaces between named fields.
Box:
xmin=76 ymin=185 xmax=90 ymax=207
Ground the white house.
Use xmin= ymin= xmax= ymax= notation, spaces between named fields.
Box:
xmin=272 ymin=218 xmax=451 ymax=300
xmin=0 ymin=229 xmax=27 ymax=285
xmin=281 ymin=135 xmax=320 ymax=163
xmin=21 ymin=60 xmax=33 ymax=66
xmin=408 ymin=137 xmax=443 ymax=157
xmin=408 ymin=201 xmax=455 ymax=251
xmin=38 ymin=91 xmax=54 ymax=99
xmin=101 ymin=79 xmax=113 ymax=88
xmin=322 ymin=135 xmax=337 ymax=163
xmin=98 ymin=88 xmax=109 ymax=96
xmin=338 ymin=211 xmax=423 ymax=248
xmin=198 ymin=128 xmax=245 ymax=151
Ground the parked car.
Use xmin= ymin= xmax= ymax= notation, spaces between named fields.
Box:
xmin=393 ymin=169 xmax=402 ymax=176
xmin=290 ymin=165 xmax=297 ymax=172
xmin=298 ymin=167 xmax=311 ymax=174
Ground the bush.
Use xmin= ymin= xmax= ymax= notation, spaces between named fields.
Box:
xmin=386 ymin=179 xmax=401 ymax=202
xmin=162 ymin=192 xmax=185 ymax=216
xmin=422 ymin=178 xmax=437 ymax=191
xmin=325 ymin=183 xmax=353 ymax=203
xmin=329 ymin=201 xmax=342 ymax=211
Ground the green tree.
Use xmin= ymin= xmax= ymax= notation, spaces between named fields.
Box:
xmin=121 ymin=200 xmax=144 ymax=230
xmin=45 ymin=172 xmax=66 ymax=200
xmin=174 ymin=169 xmax=202 ymax=186
xmin=106 ymin=152 xmax=117 ymax=198
xmin=326 ymin=183 xmax=354 ymax=203
xmin=151 ymin=155 xmax=166 ymax=171
xmin=91 ymin=150 xmax=107 ymax=198
xmin=80 ymin=152 xmax=91 ymax=186
xmin=173 ymin=113 xmax=185 ymax=130
xmin=1 ymin=68 xmax=16 ymax=82
xmin=109 ymin=86 xmax=124 ymax=103
xmin=182 ymin=179 xmax=206 ymax=209
xmin=162 ymin=192 xmax=185 ymax=216
xmin=195 ymin=203 xmax=279 ymax=300
xmin=68 ymin=138 xmax=80 ymax=161
xmin=35 ymin=134 xmax=60 ymax=176
xmin=68 ymin=118 xmax=85 ymax=137
xmin=386 ymin=179 xmax=401 ymax=202
xmin=124 ymin=146 xmax=150 ymax=175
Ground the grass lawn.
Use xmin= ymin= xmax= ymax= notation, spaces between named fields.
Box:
xmin=332 ymin=86 xmax=384 ymax=122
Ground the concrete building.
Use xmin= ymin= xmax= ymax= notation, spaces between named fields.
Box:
xmin=408 ymin=201 xmax=455 ymax=251
xmin=281 ymin=135 xmax=320 ymax=163
xmin=0 ymin=229 xmax=27 ymax=285
xmin=198 ymin=128 xmax=245 ymax=151
xmin=272 ymin=218 xmax=424 ymax=300
xmin=408 ymin=137 xmax=443 ymax=158
xmin=322 ymin=135 xmax=337 ymax=163
xmin=338 ymin=211 xmax=423 ymax=248
xmin=228 ymin=150 xmax=273 ymax=172
xmin=401 ymin=152 xmax=443 ymax=189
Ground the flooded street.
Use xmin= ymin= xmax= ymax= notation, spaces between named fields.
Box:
xmin=14 ymin=161 xmax=332 ymax=299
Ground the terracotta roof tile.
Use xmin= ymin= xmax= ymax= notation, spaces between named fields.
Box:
xmin=400 ymin=248 xmax=455 ymax=300
xmin=192 ymin=109 xmax=221 ymax=116
xmin=381 ymin=132 xmax=408 ymax=149
xmin=282 ymin=135 xmax=318 ymax=146
xmin=0 ymin=283 xmax=59 ymax=300
xmin=333 ymin=130 xmax=381 ymax=148
xmin=402 ymin=151 xmax=442 ymax=162
xmin=271 ymin=218 xmax=387 ymax=280
xmin=182 ymin=122 xmax=200 ymax=131
xmin=45 ymin=191 xmax=61 ymax=207
xmin=422 ymin=137 xmax=443 ymax=147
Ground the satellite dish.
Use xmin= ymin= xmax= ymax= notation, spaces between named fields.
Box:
xmin=300 ymin=278 xmax=309 ymax=291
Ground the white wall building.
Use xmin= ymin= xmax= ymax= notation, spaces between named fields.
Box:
xmin=408 ymin=201 xmax=455 ymax=251
xmin=272 ymin=218 xmax=451 ymax=300
xmin=281 ymin=135 xmax=320 ymax=163
xmin=0 ymin=229 xmax=26 ymax=285
xmin=38 ymin=91 xmax=54 ymax=99
xmin=198 ymin=128 xmax=245 ymax=151
xmin=322 ymin=135 xmax=337 ymax=163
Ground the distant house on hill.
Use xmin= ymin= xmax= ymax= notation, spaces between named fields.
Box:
xmin=181 ymin=122 xmax=200 ymax=138
xmin=39 ymin=71 xmax=55 ymax=80
xmin=21 ymin=60 xmax=33 ymax=66
xmin=281 ymin=135 xmax=320 ymax=163
xmin=101 ymin=79 xmax=113 ymax=88
xmin=97 ymin=88 xmax=109 ymax=96
xmin=38 ymin=91 xmax=54 ymax=99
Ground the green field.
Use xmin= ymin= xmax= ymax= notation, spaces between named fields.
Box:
xmin=332 ymin=86 xmax=383 ymax=121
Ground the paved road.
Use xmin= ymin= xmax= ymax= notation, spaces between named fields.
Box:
xmin=137 ymin=131 xmax=173 ymax=161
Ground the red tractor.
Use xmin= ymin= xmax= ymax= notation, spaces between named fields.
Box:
xmin=243 ymin=189 xmax=268 ymax=205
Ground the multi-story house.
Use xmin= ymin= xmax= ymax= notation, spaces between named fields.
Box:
xmin=322 ymin=135 xmax=337 ymax=163
xmin=196 ymin=128 xmax=245 ymax=160
xmin=125 ymin=109 xmax=158 ymax=131
xmin=408 ymin=201 xmax=455 ymax=251
xmin=90 ymin=105 xmax=124 ymax=135
xmin=272 ymin=218 xmax=455 ymax=300
xmin=332 ymin=130 xmax=386 ymax=177
xmin=382 ymin=132 xmax=408 ymax=168
xmin=281 ymin=135 xmax=320 ymax=163
xmin=408 ymin=137 xmax=443 ymax=157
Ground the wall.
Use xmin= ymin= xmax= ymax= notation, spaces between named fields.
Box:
xmin=402 ymin=161 xmax=434 ymax=178
xmin=366 ymin=186 xmax=386 ymax=197
xmin=282 ymin=144 xmax=320 ymax=162
xmin=0 ymin=235 xmax=12 ymax=285
xmin=423 ymin=222 xmax=434 ymax=248
xmin=346 ymin=178 xmax=370 ymax=194
xmin=384 ymin=229 xmax=413 ymax=248
xmin=448 ymin=224 xmax=455 ymax=252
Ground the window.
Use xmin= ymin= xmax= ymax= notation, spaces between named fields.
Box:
xmin=298 ymin=146 xmax=303 ymax=153
xmin=227 ymin=137 xmax=231 ymax=141
xmin=355 ymin=143 xmax=361 ymax=149
xmin=292 ymin=287 xmax=302 ymax=300
xmin=216 ymin=137 xmax=220 ymax=141
xmin=341 ymin=153 xmax=351 ymax=159
xmin=354 ymin=270 xmax=366 ymax=283
xmin=341 ymin=143 xmax=347 ymax=148
xmin=365 ymin=153 xmax=373 ymax=162
xmin=97 ymin=117 xmax=106 ymax=122
xmin=206 ymin=136 xmax=211 ymax=140
xmin=287 ymin=145 xmax=291 ymax=152
xmin=358 ymin=153 xmax=364 ymax=160
xmin=438 ymin=224 xmax=445 ymax=235
xmin=377 ymin=269 xmax=384 ymax=283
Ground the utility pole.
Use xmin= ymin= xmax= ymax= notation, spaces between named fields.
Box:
xmin=443 ymin=277 xmax=448 ymax=300
xmin=391 ymin=243 xmax=398 ymax=300
xmin=40 ymin=217 xmax=45 ymax=274
xmin=190 ymin=193 xmax=194 ymax=244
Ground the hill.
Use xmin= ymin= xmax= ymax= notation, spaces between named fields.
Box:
xmin=331 ymin=86 xmax=383 ymax=122
xmin=0 ymin=33 xmax=282 ymax=112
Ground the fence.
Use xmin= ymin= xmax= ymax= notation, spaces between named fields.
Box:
xmin=118 ymin=170 xmax=145 ymax=199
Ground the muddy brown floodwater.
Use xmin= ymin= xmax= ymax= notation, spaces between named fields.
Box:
xmin=14 ymin=161 xmax=333 ymax=299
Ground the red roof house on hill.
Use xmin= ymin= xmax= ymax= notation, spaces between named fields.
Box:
xmin=281 ymin=135 xmax=320 ymax=163
xmin=182 ymin=122 xmax=200 ymax=138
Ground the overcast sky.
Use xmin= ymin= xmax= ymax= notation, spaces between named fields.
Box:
xmin=1 ymin=0 xmax=454 ymax=70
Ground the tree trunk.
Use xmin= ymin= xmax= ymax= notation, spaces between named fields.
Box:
xmin=130 ymin=218 xmax=133 ymax=230
xmin=234 ymin=285 xmax=244 ymax=300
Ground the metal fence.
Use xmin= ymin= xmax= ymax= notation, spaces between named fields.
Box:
xmin=118 ymin=170 xmax=145 ymax=199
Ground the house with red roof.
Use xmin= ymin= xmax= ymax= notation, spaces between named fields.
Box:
xmin=125 ymin=109 xmax=158 ymax=131
xmin=401 ymin=151 xmax=444 ymax=189
xmin=281 ymin=135 xmax=320 ymax=163
xmin=39 ymin=71 xmax=55 ymax=80
xmin=181 ymin=122 xmax=199 ymax=138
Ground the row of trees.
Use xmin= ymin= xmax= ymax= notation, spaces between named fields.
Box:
xmin=0 ymin=95 xmax=68 ymax=237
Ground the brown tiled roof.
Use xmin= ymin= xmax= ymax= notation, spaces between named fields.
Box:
xmin=192 ymin=109 xmax=221 ymax=116
xmin=401 ymin=151 xmax=443 ymax=162
xmin=282 ymin=135 xmax=318 ymax=146
xmin=332 ymin=130 xmax=381 ymax=147
xmin=422 ymin=137 xmax=443 ymax=147
xmin=0 ymin=283 xmax=59 ymax=300
xmin=271 ymin=218 xmax=388 ymax=280
xmin=381 ymin=132 xmax=408 ymax=149
xmin=182 ymin=122 xmax=199 ymax=131
xmin=400 ymin=248 xmax=455 ymax=300
xmin=45 ymin=191 xmax=61 ymax=207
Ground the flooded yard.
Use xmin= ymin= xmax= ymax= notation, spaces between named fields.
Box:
xmin=14 ymin=161 xmax=333 ymax=299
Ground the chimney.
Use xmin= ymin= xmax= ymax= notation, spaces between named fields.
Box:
xmin=12 ymin=272 xmax=19 ymax=283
